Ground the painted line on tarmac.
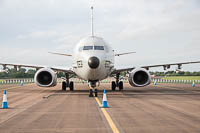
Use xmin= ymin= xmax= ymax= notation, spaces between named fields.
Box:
xmin=94 ymin=97 xmax=120 ymax=133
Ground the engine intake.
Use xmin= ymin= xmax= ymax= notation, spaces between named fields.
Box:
xmin=128 ymin=68 xmax=151 ymax=87
xmin=34 ymin=68 xmax=57 ymax=87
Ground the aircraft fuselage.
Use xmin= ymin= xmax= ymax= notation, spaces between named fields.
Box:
xmin=72 ymin=36 xmax=114 ymax=81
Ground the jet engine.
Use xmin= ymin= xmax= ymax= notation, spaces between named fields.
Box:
xmin=128 ymin=68 xmax=151 ymax=87
xmin=34 ymin=68 xmax=57 ymax=87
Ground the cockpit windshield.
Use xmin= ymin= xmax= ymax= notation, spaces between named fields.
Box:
xmin=82 ymin=45 xmax=105 ymax=51
xmin=83 ymin=46 xmax=93 ymax=50
xmin=94 ymin=46 xmax=104 ymax=50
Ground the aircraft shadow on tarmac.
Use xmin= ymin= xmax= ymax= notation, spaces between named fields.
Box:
xmin=52 ymin=88 xmax=200 ymax=96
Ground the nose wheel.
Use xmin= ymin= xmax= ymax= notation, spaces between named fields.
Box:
xmin=89 ymin=89 xmax=93 ymax=97
xmin=88 ymin=81 xmax=99 ymax=97
xmin=94 ymin=89 xmax=98 ymax=97
xmin=89 ymin=89 xmax=98 ymax=97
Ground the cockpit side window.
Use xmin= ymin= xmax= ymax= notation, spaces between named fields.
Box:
xmin=94 ymin=46 xmax=104 ymax=50
xmin=83 ymin=46 xmax=93 ymax=50
xmin=78 ymin=46 xmax=83 ymax=52
xmin=104 ymin=45 xmax=109 ymax=52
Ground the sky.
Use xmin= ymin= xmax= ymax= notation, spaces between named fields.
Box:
xmin=0 ymin=0 xmax=200 ymax=71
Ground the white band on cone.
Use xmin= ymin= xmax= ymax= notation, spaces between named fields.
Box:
xmin=3 ymin=94 xmax=7 ymax=102
xmin=103 ymin=94 xmax=107 ymax=101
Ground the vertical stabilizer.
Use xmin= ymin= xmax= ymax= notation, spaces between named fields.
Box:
xmin=91 ymin=6 xmax=94 ymax=37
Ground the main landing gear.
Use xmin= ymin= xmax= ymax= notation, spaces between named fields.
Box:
xmin=112 ymin=73 xmax=124 ymax=91
xmin=62 ymin=73 xmax=74 ymax=91
xmin=88 ymin=81 xmax=99 ymax=97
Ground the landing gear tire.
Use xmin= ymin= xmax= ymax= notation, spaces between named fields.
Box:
xmin=112 ymin=81 xmax=116 ymax=91
xmin=89 ymin=89 xmax=93 ymax=97
xmin=62 ymin=81 xmax=66 ymax=91
xmin=69 ymin=81 xmax=74 ymax=91
xmin=119 ymin=81 xmax=123 ymax=91
xmin=94 ymin=89 xmax=98 ymax=97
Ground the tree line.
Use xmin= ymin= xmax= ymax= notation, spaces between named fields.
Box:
xmin=0 ymin=68 xmax=200 ymax=79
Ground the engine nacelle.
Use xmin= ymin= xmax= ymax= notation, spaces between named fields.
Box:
xmin=34 ymin=68 xmax=57 ymax=87
xmin=128 ymin=68 xmax=151 ymax=87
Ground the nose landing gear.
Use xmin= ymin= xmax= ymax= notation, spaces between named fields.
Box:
xmin=89 ymin=88 xmax=98 ymax=97
xmin=94 ymin=89 xmax=98 ymax=97
xmin=89 ymin=89 xmax=93 ymax=97
xmin=88 ymin=81 xmax=99 ymax=97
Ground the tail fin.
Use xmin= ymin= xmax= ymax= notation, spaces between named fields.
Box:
xmin=91 ymin=6 xmax=94 ymax=37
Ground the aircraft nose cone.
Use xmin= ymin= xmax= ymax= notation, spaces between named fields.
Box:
xmin=88 ymin=56 xmax=100 ymax=69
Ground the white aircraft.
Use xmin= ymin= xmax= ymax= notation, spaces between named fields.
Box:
xmin=0 ymin=69 xmax=8 ymax=73
xmin=1 ymin=7 xmax=200 ymax=97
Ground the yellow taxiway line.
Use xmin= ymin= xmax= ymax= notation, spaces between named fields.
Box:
xmin=94 ymin=97 xmax=120 ymax=133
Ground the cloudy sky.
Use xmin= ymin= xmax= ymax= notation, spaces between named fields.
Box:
xmin=0 ymin=0 xmax=200 ymax=71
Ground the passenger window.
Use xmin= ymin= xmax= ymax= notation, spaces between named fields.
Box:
xmin=94 ymin=46 xmax=104 ymax=50
xmin=83 ymin=46 xmax=93 ymax=50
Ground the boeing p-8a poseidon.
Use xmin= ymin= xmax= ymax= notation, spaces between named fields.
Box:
xmin=1 ymin=7 xmax=200 ymax=97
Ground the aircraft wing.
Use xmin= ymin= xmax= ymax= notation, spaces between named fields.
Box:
xmin=111 ymin=67 xmax=135 ymax=74
xmin=0 ymin=63 xmax=75 ymax=74
xmin=111 ymin=61 xmax=200 ymax=74
xmin=50 ymin=67 xmax=74 ymax=74
xmin=141 ymin=61 xmax=200 ymax=70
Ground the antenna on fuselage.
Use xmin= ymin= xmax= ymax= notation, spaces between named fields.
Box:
xmin=91 ymin=6 xmax=94 ymax=37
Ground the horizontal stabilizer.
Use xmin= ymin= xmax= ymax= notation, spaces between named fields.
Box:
xmin=48 ymin=52 xmax=72 ymax=56
xmin=115 ymin=52 xmax=136 ymax=56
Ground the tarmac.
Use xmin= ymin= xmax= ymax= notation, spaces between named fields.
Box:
xmin=0 ymin=83 xmax=200 ymax=133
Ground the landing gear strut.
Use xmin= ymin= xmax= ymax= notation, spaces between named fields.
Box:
xmin=62 ymin=73 xmax=74 ymax=91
